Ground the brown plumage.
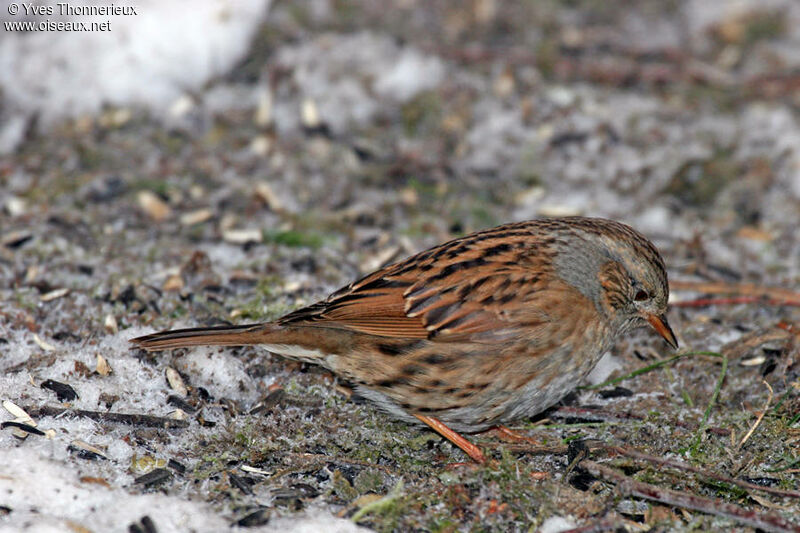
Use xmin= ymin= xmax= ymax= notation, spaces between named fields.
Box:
xmin=131 ymin=217 xmax=677 ymax=463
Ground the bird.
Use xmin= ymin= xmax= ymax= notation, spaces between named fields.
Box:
xmin=131 ymin=216 xmax=677 ymax=463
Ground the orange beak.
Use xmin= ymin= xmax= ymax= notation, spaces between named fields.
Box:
xmin=646 ymin=313 xmax=678 ymax=350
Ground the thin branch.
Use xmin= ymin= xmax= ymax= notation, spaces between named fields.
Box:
xmin=738 ymin=381 xmax=774 ymax=449
xmin=484 ymin=437 xmax=800 ymax=501
xmin=274 ymin=452 xmax=398 ymax=477
xmin=550 ymin=406 xmax=647 ymax=422
xmin=581 ymin=460 xmax=800 ymax=533
xmin=671 ymin=296 xmax=800 ymax=308
xmin=480 ymin=441 xmax=569 ymax=456
xmin=721 ymin=327 xmax=792 ymax=360
xmin=670 ymin=280 xmax=800 ymax=306
xmin=599 ymin=444 xmax=800 ymax=500
xmin=549 ymin=406 xmax=730 ymax=436
xmin=23 ymin=405 xmax=189 ymax=429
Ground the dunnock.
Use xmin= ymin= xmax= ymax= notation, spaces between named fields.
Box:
xmin=132 ymin=217 xmax=677 ymax=463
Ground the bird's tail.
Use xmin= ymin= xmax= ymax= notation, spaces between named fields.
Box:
xmin=130 ymin=323 xmax=275 ymax=352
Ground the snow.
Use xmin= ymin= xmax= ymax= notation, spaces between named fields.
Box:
xmin=0 ymin=0 xmax=271 ymax=152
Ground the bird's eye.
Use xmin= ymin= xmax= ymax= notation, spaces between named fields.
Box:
xmin=634 ymin=289 xmax=649 ymax=302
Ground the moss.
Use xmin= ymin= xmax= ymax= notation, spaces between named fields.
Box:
xmin=283 ymin=377 xmax=304 ymax=396
xmin=664 ymin=149 xmax=739 ymax=207
xmin=535 ymin=38 xmax=559 ymax=79
xmin=519 ymin=170 xmax=543 ymax=188
xmin=469 ymin=204 xmax=498 ymax=230
xmin=352 ymin=480 xmax=407 ymax=529
xmin=743 ymin=11 xmax=787 ymax=44
xmin=233 ymin=276 xmax=293 ymax=321
xmin=332 ymin=469 xmax=359 ymax=501
xmin=405 ymin=176 xmax=441 ymax=198
xmin=353 ymin=469 xmax=386 ymax=494
xmin=168 ymin=304 xmax=189 ymax=319
xmin=263 ymin=229 xmax=324 ymax=249
xmin=331 ymin=0 xmax=361 ymax=24
xmin=678 ymin=84 xmax=740 ymax=114
xmin=711 ymin=9 xmax=788 ymax=48
xmin=287 ymin=3 xmax=311 ymax=26
xmin=12 ymin=288 xmax=38 ymax=313
xmin=701 ymin=479 xmax=749 ymax=500
xmin=401 ymin=90 xmax=443 ymax=137
xmin=152 ymin=130 xmax=186 ymax=155
xmin=130 ymin=178 xmax=171 ymax=197
xmin=234 ymin=425 xmax=260 ymax=449
xmin=408 ymin=448 xmax=549 ymax=531
xmin=76 ymin=142 xmax=104 ymax=170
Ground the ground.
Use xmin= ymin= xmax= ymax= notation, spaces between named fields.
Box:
xmin=2 ymin=1 xmax=800 ymax=532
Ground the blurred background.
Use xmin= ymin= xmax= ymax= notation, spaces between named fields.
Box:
xmin=2 ymin=0 xmax=800 ymax=531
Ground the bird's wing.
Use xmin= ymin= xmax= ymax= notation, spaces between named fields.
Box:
xmin=278 ymin=224 xmax=558 ymax=342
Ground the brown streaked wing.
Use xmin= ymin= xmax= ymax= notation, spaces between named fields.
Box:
xmin=405 ymin=267 xmax=545 ymax=342
xmin=278 ymin=225 xmax=553 ymax=342
xmin=277 ymin=269 xmax=429 ymax=338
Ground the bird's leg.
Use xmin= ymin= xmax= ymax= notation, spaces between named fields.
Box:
xmin=491 ymin=424 xmax=540 ymax=444
xmin=413 ymin=414 xmax=486 ymax=464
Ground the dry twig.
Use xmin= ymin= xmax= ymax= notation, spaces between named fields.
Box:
xmin=670 ymin=280 xmax=800 ymax=307
xmin=273 ymin=452 xmax=398 ymax=478
xmin=581 ymin=460 xmax=800 ymax=533
xmin=599 ymin=444 xmax=800 ymax=500
xmin=487 ymin=437 xmax=800 ymax=501
xmin=549 ymin=406 xmax=731 ymax=436
xmin=738 ymin=381 xmax=774 ymax=449
xmin=721 ymin=327 xmax=792 ymax=360
xmin=23 ymin=405 xmax=189 ymax=429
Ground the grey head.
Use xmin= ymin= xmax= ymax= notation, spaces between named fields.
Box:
xmin=549 ymin=217 xmax=678 ymax=349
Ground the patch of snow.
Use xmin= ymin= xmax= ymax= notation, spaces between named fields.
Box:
xmin=0 ymin=0 xmax=271 ymax=152
xmin=539 ymin=516 xmax=578 ymax=533
xmin=0 ymin=448 xmax=229 ymax=532
xmin=586 ymin=352 xmax=625 ymax=386
xmin=273 ymin=32 xmax=447 ymax=134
